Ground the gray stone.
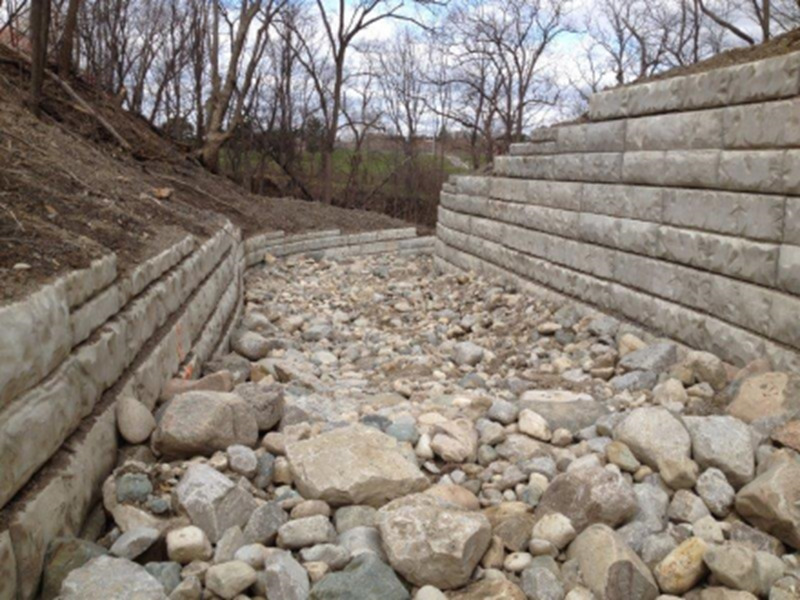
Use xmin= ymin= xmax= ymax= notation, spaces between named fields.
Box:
xmin=736 ymin=459 xmax=800 ymax=549
xmin=619 ymin=342 xmax=678 ymax=373
xmin=175 ymin=464 xmax=257 ymax=543
xmin=59 ymin=556 xmax=167 ymax=599
xmin=520 ymin=563 xmax=565 ymax=600
xmin=300 ymin=544 xmax=351 ymax=570
xmin=205 ymin=560 xmax=258 ymax=599
xmin=535 ymin=466 xmax=637 ymax=534
xmin=703 ymin=543 xmax=786 ymax=596
xmin=41 ymin=537 xmax=108 ymax=600
xmin=567 ymin=524 xmax=658 ymax=600
xmin=286 ymin=425 xmax=429 ymax=507
xmin=610 ymin=370 xmax=658 ymax=392
xmin=153 ymin=392 xmax=258 ymax=459
xmin=488 ymin=399 xmax=520 ymax=425
xmin=336 ymin=526 xmax=387 ymax=561
xmin=231 ymin=329 xmax=270 ymax=360
xmin=144 ymin=562 xmax=182 ymax=595
xmin=213 ymin=526 xmax=245 ymax=564
xmin=684 ymin=416 xmax=755 ymax=488
xmin=116 ymin=473 xmax=153 ymax=504
xmin=227 ymin=444 xmax=258 ymax=477
xmin=109 ymin=527 xmax=159 ymax=560
xmin=614 ymin=407 xmax=691 ymax=469
xmin=277 ymin=515 xmax=336 ymax=549
xmin=166 ymin=526 xmax=213 ymax=564
xmin=696 ymin=468 xmax=736 ymax=517
xmin=310 ymin=553 xmax=410 ymax=600
xmin=255 ymin=550 xmax=310 ymax=600
xmin=116 ymin=396 xmax=156 ymax=444
xmin=454 ymin=342 xmax=484 ymax=366
xmin=519 ymin=391 xmax=609 ymax=432
xmin=378 ymin=493 xmax=491 ymax=589
xmin=668 ymin=490 xmax=711 ymax=524
xmin=254 ymin=452 xmax=275 ymax=489
xmin=334 ymin=505 xmax=377 ymax=533
xmin=243 ymin=501 xmax=287 ymax=545
xmin=233 ymin=382 xmax=285 ymax=431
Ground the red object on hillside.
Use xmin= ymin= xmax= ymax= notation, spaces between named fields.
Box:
xmin=0 ymin=25 xmax=33 ymax=55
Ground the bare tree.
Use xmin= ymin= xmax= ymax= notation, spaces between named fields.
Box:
xmin=57 ymin=0 xmax=80 ymax=74
xmin=29 ymin=0 xmax=50 ymax=116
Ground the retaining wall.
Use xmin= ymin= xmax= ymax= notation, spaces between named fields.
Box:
xmin=435 ymin=52 xmax=800 ymax=373
xmin=0 ymin=224 xmax=433 ymax=600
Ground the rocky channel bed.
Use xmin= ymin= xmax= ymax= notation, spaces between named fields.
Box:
xmin=49 ymin=253 xmax=800 ymax=600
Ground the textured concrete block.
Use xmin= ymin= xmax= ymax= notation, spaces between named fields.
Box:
xmin=718 ymin=150 xmax=785 ymax=193
xmin=582 ymin=153 xmax=623 ymax=182
xmin=70 ymin=285 xmax=123 ymax=347
xmin=489 ymin=178 xmax=529 ymax=202
xmin=63 ymin=254 xmax=118 ymax=309
xmin=527 ymin=181 xmax=583 ymax=211
xmin=625 ymin=110 xmax=724 ymax=151
xmin=494 ymin=156 xmax=552 ymax=179
xmin=658 ymin=226 xmax=780 ymax=286
xmin=682 ymin=68 xmax=733 ymax=110
xmin=581 ymin=184 xmax=663 ymax=222
xmin=662 ymin=150 xmax=720 ymax=188
xmin=727 ymin=53 xmax=800 ymax=104
xmin=622 ymin=151 xmax=668 ymax=185
xmin=626 ymin=77 xmax=686 ymax=116
xmin=589 ymin=87 xmax=628 ymax=120
xmin=778 ymin=245 xmax=800 ymax=295
xmin=553 ymin=153 xmax=584 ymax=180
xmin=662 ymin=189 xmax=785 ymax=242
xmin=578 ymin=213 xmax=658 ymax=256
xmin=509 ymin=141 xmax=557 ymax=155
xmin=0 ymin=283 xmax=71 ymax=410
xmin=786 ymin=197 xmax=800 ymax=245
xmin=724 ymin=99 xmax=800 ymax=148
xmin=783 ymin=150 xmax=800 ymax=195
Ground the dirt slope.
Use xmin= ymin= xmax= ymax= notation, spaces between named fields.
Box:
xmin=0 ymin=43 xmax=410 ymax=303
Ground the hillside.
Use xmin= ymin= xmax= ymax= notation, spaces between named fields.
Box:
xmin=0 ymin=43 xmax=410 ymax=304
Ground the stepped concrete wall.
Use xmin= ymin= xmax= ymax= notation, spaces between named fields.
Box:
xmin=435 ymin=52 xmax=800 ymax=373
xmin=0 ymin=224 xmax=432 ymax=600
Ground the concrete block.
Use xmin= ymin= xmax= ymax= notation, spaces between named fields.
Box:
xmin=769 ymin=291 xmax=800 ymax=349
xmin=529 ymin=127 xmax=559 ymax=143
xmin=581 ymin=183 xmax=663 ymax=222
xmin=63 ymin=254 xmax=118 ymax=309
xmin=662 ymin=150 xmax=720 ymax=188
xmin=70 ymin=285 xmax=123 ymax=347
xmin=509 ymin=141 xmax=557 ymax=155
xmin=452 ymin=175 xmax=490 ymax=196
xmin=783 ymin=149 xmax=800 ymax=195
xmin=718 ymin=150 xmax=785 ymax=193
xmin=662 ymin=189 xmax=785 ymax=242
xmin=658 ymin=226 xmax=780 ymax=286
xmin=553 ymin=153 xmax=583 ymax=180
xmin=622 ymin=151 xmax=668 ymax=185
xmin=723 ymin=99 xmax=800 ymax=148
xmin=584 ymin=120 xmax=627 ymax=152
xmin=8 ymin=403 xmax=117 ymax=599
xmin=625 ymin=110 xmax=724 ymax=151
xmin=589 ymin=87 xmax=629 ymax=120
xmin=778 ymin=245 xmax=800 ymax=295
xmin=582 ymin=153 xmax=623 ymax=182
xmin=727 ymin=53 xmax=800 ymax=105
xmin=0 ymin=282 xmax=71 ymax=410
xmin=495 ymin=156 xmax=553 ymax=179
xmin=786 ymin=197 xmax=800 ymax=245
xmin=626 ymin=77 xmax=686 ymax=116
xmin=527 ymin=181 xmax=583 ymax=211
xmin=683 ymin=68 xmax=733 ymax=110
xmin=489 ymin=178 xmax=529 ymax=202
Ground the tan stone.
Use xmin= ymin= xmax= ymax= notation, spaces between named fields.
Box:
xmin=654 ymin=537 xmax=708 ymax=594
xmin=728 ymin=372 xmax=800 ymax=423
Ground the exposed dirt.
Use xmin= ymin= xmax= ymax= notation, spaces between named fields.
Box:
xmin=0 ymin=44 xmax=411 ymax=304
xmin=633 ymin=28 xmax=800 ymax=85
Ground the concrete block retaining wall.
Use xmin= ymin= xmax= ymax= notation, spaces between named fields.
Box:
xmin=0 ymin=224 xmax=433 ymax=600
xmin=435 ymin=51 xmax=800 ymax=373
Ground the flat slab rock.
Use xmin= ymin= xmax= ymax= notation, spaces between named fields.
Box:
xmin=519 ymin=390 xmax=609 ymax=432
xmin=58 ymin=556 xmax=167 ymax=599
xmin=286 ymin=424 xmax=429 ymax=507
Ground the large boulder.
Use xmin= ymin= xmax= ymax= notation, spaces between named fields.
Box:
xmin=534 ymin=466 xmax=637 ymax=534
xmin=175 ymin=464 xmax=258 ymax=543
xmin=614 ymin=407 xmax=691 ymax=470
xmin=58 ymin=556 xmax=167 ymax=600
xmin=41 ymin=538 xmax=108 ymax=600
xmin=152 ymin=392 xmax=258 ymax=459
xmin=735 ymin=459 xmax=800 ymax=550
xmin=727 ymin=372 xmax=800 ymax=423
xmin=703 ymin=543 xmax=786 ymax=596
xmin=566 ymin=525 xmax=659 ymax=600
xmin=377 ymin=493 xmax=491 ymax=590
xmin=286 ymin=425 xmax=429 ymax=507
xmin=683 ymin=416 xmax=755 ymax=488
xmin=618 ymin=342 xmax=678 ymax=373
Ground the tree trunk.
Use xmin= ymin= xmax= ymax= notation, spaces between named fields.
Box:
xmin=29 ymin=0 xmax=51 ymax=117
xmin=58 ymin=0 xmax=81 ymax=75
